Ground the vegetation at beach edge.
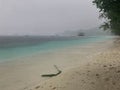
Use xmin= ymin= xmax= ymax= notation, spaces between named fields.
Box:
xmin=93 ymin=0 xmax=120 ymax=35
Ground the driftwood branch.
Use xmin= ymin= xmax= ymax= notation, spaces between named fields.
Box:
xmin=41 ymin=65 xmax=62 ymax=77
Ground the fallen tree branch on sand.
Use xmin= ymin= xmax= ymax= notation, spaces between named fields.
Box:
xmin=41 ymin=65 xmax=62 ymax=77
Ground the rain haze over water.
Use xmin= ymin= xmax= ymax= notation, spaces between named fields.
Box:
xmin=0 ymin=0 xmax=109 ymax=61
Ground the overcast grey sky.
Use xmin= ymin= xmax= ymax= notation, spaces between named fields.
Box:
xmin=0 ymin=0 xmax=103 ymax=35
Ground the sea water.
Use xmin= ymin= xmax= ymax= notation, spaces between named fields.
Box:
xmin=0 ymin=36 xmax=113 ymax=62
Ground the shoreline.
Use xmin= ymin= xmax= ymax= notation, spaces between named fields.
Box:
xmin=0 ymin=37 xmax=116 ymax=90
xmin=0 ymin=36 xmax=113 ymax=63
xmin=31 ymin=37 xmax=120 ymax=90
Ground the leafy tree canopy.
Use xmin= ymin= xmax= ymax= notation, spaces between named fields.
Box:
xmin=93 ymin=0 xmax=120 ymax=35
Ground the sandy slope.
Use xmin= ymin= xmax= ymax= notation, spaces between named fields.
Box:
xmin=29 ymin=38 xmax=120 ymax=90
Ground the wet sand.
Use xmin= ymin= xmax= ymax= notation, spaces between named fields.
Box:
xmin=28 ymin=38 xmax=120 ymax=90
xmin=0 ymin=38 xmax=116 ymax=90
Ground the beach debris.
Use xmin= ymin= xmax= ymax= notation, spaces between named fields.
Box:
xmin=104 ymin=77 xmax=110 ymax=81
xmin=35 ymin=86 xmax=40 ymax=89
xmin=41 ymin=65 xmax=62 ymax=77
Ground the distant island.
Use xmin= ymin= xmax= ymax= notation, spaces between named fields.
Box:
xmin=77 ymin=32 xmax=85 ymax=36
xmin=58 ymin=27 xmax=111 ymax=37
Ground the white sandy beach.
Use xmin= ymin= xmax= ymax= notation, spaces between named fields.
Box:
xmin=0 ymin=38 xmax=117 ymax=90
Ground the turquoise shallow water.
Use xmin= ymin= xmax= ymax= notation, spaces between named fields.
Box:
xmin=0 ymin=36 xmax=113 ymax=62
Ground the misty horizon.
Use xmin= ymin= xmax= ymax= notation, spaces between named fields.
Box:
xmin=0 ymin=0 xmax=104 ymax=35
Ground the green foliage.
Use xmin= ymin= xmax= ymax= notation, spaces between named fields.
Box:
xmin=93 ymin=0 xmax=120 ymax=35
